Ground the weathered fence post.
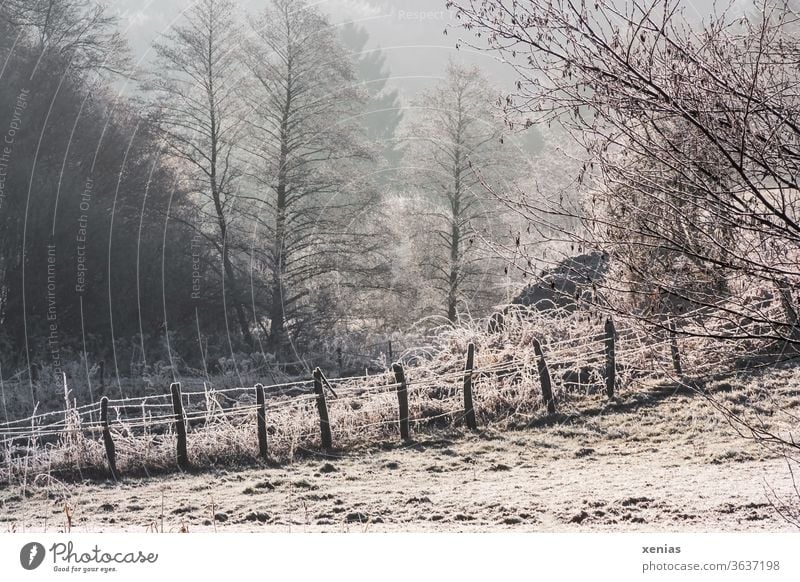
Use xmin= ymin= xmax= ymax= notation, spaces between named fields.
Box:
xmin=669 ymin=322 xmax=683 ymax=379
xmin=100 ymin=397 xmax=118 ymax=482
xmin=170 ymin=382 xmax=189 ymax=470
xmin=532 ymin=338 xmax=556 ymax=415
xmin=463 ymin=342 xmax=478 ymax=430
xmin=336 ymin=347 xmax=343 ymax=378
xmin=313 ymin=368 xmax=333 ymax=450
xmin=388 ymin=341 xmax=394 ymax=365
xmin=392 ymin=363 xmax=410 ymax=441
xmin=255 ymin=383 xmax=268 ymax=459
xmin=605 ymin=317 xmax=617 ymax=399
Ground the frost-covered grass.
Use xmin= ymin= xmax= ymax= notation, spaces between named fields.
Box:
xmin=2 ymin=304 xmax=797 ymax=487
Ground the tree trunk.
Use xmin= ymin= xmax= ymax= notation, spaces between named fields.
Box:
xmin=447 ymin=216 xmax=460 ymax=323
xmin=269 ymin=77 xmax=292 ymax=357
xmin=212 ymin=187 xmax=253 ymax=349
xmin=206 ymin=22 xmax=252 ymax=350
xmin=447 ymin=147 xmax=463 ymax=323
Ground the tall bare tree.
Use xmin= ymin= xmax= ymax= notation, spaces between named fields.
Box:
xmin=240 ymin=0 xmax=382 ymax=356
xmin=406 ymin=61 xmax=511 ymax=322
xmin=144 ymin=0 xmax=253 ymax=347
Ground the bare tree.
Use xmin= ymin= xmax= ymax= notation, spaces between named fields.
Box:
xmin=144 ymin=0 xmax=254 ymax=347
xmin=405 ymin=61 xmax=511 ymax=322
xmin=448 ymin=0 xmax=800 ymax=343
xmin=594 ymin=119 xmax=738 ymax=318
xmin=1 ymin=0 xmax=129 ymax=74
xmin=240 ymin=0 xmax=382 ymax=356
xmin=444 ymin=1 xmax=800 ymax=513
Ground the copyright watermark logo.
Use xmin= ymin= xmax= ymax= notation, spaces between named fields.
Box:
xmin=397 ymin=10 xmax=449 ymax=21
xmin=20 ymin=542 xmax=46 ymax=570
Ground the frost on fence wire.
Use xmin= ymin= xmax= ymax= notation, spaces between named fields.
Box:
xmin=1 ymin=305 xmax=769 ymax=480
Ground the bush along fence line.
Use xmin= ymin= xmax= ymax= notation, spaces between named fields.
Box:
xmin=0 ymin=306 xmax=758 ymax=482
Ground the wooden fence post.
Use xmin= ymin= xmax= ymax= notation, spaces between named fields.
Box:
xmin=336 ymin=347 xmax=343 ymax=378
xmin=388 ymin=341 xmax=394 ymax=365
xmin=463 ymin=343 xmax=478 ymax=430
xmin=170 ymin=382 xmax=189 ymax=470
xmin=100 ymin=397 xmax=118 ymax=482
xmin=669 ymin=322 xmax=683 ymax=379
xmin=255 ymin=383 xmax=268 ymax=459
xmin=605 ymin=317 xmax=617 ymax=399
xmin=532 ymin=338 xmax=556 ymax=414
xmin=313 ymin=368 xmax=333 ymax=450
xmin=392 ymin=363 xmax=410 ymax=441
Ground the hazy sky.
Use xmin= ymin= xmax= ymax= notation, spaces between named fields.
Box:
xmin=108 ymin=0 xmax=746 ymax=103
xmin=109 ymin=0 xmax=521 ymax=101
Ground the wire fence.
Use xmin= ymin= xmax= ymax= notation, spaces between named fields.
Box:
xmin=0 ymin=299 xmax=791 ymax=480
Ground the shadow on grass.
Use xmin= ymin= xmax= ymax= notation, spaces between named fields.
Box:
xmin=520 ymin=376 xmax=716 ymax=430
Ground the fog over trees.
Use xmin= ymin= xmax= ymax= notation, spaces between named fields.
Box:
xmin=9 ymin=0 xmax=795 ymax=397
xmin=405 ymin=61 xmax=517 ymax=322
xmin=0 ymin=0 xmax=536 ymax=384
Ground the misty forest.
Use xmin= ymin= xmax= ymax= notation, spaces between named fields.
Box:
xmin=1 ymin=0 xmax=800 ymax=532
xmin=0 ymin=0 xmax=531 ymax=388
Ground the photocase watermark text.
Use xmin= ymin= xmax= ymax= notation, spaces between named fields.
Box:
xmin=191 ymin=232 xmax=202 ymax=300
xmin=75 ymin=177 xmax=94 ymax=293
xmin=19 ymin=541 xmax=159 ymax=574
xmin=397 ymin=10 xmax=449 ymax=21
xmin=0 ymin=88 xmax=30 ymax=210
xmin=49 ymin=541 xmax=158 ymax=565
xmin=46 ymin=243 xmax=62 ymax=379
